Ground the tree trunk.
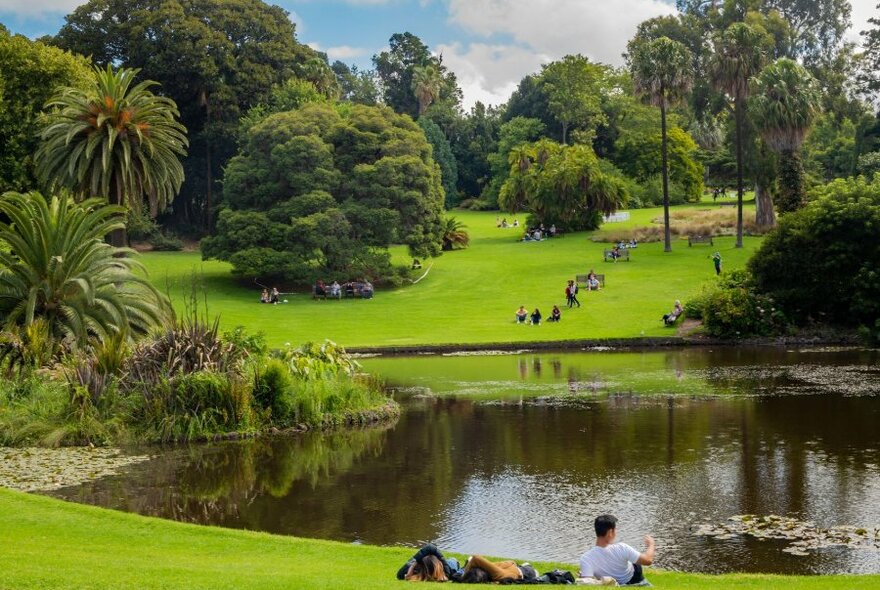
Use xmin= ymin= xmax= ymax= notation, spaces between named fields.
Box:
xmin=734 ymin=97 xmax=745 ymax=248
xmin=660 ymin=102 xmax=672 ymax=253
xmin=109 ymin=176 xmax=127 ymax=248
xmin=204 ymin=96 xmax=214 ymax=232
xmin=776 ymin=149 xmax=805 ymax=214
xmin=561 ymin=122 xmax=569 ymax=145
xmin=754 ymin=181 xmax=776 ymax=228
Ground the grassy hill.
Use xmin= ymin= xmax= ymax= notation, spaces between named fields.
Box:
xmin=143 ymin=202 xmax=760 ymax=349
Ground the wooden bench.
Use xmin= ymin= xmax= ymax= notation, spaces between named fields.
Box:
xmin=603 ymin=248 xmax=630 ymax=262
xmin=688 ymin=235 xmax=714 ymax=246
xmin=576 ymin=274 xmax=605 ymax=290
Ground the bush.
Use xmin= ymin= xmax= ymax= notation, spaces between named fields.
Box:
xmin=288 ymin=373 xmax=387 ymax=427
xmin=253 ymin=358 xmax=294 ymax=422
xmin=690 ymin=270 xmax=790 ymax=338
xmin=150 ymin=231 xmax=184 ymax=251
xmin=750 ymin=176 xmax=880 ymax=327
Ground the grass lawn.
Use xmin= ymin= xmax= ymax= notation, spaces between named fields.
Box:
xmin=142 ymin=203 xmax=760 ymax=349
xmin=2 ymin=488 xmax=878 ymax=590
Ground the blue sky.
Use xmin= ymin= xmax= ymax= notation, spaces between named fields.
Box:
xmin=2 ymin=0 xmax=875 ymax=108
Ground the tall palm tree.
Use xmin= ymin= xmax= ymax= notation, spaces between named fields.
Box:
xmin=711 ymin=23 xmax=767 ymax=240
xmin=751 ymin=58 xmax=822 ymax=214
xmin=411 ymin=64 xmax=442 ymax=116
xmin=36 ymin=65 xmax=188 ymax=246
xmin=0 ymin=192 xmax=169 ymax=352
xmin=630 ymin=37 xmax=693 ymax=252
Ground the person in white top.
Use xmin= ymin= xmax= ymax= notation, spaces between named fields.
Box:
xmin=579 ymin=514 xmax=655 ymax=586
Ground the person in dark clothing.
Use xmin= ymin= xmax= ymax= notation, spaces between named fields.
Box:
xmin=548 ymin=305 xmax=562 ymax=322
xmin=396 ymin=544 xmax=460 ymax=581
xmin=530 ymin=308 xmax=542 ymax=325
xmin=568 ymin=280 xmax=581 ymax=308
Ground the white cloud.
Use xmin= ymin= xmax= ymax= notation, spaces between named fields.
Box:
xmin=439 ymin=0 xmax=675 ymax=108
xmin=0 ymin=0 xmax=80 ymax=16
xmin=325 ymin=45 xmax=368 ymax=60
xmin=848 ymin=0 xmax=878 ymax=44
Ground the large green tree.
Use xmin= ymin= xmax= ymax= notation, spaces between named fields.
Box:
xmin=540 ymin=55 xmax=608 ymax=145
xmin=0 ymin=28 xmax=92 ymax=193
xmin=201 ymin=103 xmax=444 ymax=284
xmin=630 ymin=37 xmax=693 ymax=252
xmin=36 ymin=66 xmax=188 ymax=247
xmin=331 ymin=61 xmax=379 ymax=105
xmin=373 ymin=33 xmax=462 ymax=121
xmin=751 ymin=58 xmax=822 ymax=213
xmin=483 ymin=117 xmax=546 ymax=207
xmin=51 ymin=0 xmax=311 ymax=230
xmin=0 ymin=191 xmax=168 ymax=351
xmin=499 ymin=140 xmax=627 ymax=230
xmin=712 ymin=22 xmax=769 ymax=237
xmin=418 ymin=118 xmax=459 ymax=208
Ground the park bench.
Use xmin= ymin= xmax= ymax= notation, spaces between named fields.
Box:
xmin=313 ymin=285 xmax=342 ymax=300
xmin=688 ymin=235 xmax=714 ymax=246
xmin=576 ymin=273 xmax=605 ymax=290
xmin=603 ymin=248 xmax=630 ymax=262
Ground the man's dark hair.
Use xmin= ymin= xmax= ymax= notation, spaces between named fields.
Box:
xmin=595 ymin=514 xmax=618 ymax=537
xmin=461 ymin=567 xmax=490 ymax=583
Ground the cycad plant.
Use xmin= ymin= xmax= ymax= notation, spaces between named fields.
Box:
xmin=441 ymin=217 xmax=470 ymax=251
xmin=36 ymin=65 xmax=187 ymax=246
xmin=0 ymin=191 xmax=170 ymax=354
xmin=751 ymin=58 xmax=822 ymax=213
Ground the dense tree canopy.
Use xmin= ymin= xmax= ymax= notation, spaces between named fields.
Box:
xmin=418 ymin=118 xmax=459 ymax=208
xmin=51 ymin=0 xmax=314 ymax=229
xmin=0 ymin=29 xmax=92 ymax=193
xmin=540 ymin=55 xmax=608 ymax=144
xmin=201 ymin=103 xmax=444 ymax=284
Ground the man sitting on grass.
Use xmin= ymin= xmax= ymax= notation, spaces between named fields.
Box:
xmin=515 ymin=306 xmax=529 ymax=324
xmin=579 ymin=515 xmax=655 ymax=586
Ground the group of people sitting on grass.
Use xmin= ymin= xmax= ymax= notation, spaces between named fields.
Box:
xmin=397 ymin=514 xmax=655 ymax=586
xmin=515 ymin=305 xmax=561 ymax=325
xmin=520 ymin=224 xmax=557 ymax=242
xmin=496 ymin=217 xmax=520 ymax=229
xmin=314 ymin=279 xmax=374 ymax=300
xmin=616 ymin=239 xmax=638 ymax=250
xmin=260 ymin=287 xmax=281 ymax=304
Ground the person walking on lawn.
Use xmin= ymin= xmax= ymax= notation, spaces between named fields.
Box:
xmin=568 ymin=279 xmax=581 ymax=308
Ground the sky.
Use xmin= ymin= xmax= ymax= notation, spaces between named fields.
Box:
xmin=1 ymin=0 xmax=877 ymax=109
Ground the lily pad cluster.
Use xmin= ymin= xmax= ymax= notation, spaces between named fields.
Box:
xmin=695 ymin=514 xmax=880 ymax=556
xmin=0 ymin=447 xmax=152 ymax=492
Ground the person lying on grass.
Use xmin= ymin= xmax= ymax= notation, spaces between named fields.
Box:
xmin=515 ymin=306 xmax=529 ymax=324
xmin=397 ymin=544 xmax=460 ymax=582
xmin=580 ymin=514 xmax=655 ymax=586
xmin=460 ymin=555 xmax=539 ymax=583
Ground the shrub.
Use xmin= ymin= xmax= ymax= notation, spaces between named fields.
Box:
xmin=288 ymin=373 xmax=387 ymax=427
xmin=750 ymin=176 xmax=880 ymax=327
xmin=150 ymin=231 xmax=184 ymax=251
xmin=691 ymin=270 xmax=790 ymax=338
xmin=253 ymin=358 xmax=294 ymax=422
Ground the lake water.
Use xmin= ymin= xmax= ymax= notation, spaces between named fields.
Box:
xmin=50 ymin=347 xmax=880 ymax=575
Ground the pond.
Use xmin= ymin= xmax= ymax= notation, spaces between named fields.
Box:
xmin=49 ymin=347 xmax=880 ymax=575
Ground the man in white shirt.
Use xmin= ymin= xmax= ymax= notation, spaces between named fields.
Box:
xmin=579 ymin=514 xmax=655 ymax=586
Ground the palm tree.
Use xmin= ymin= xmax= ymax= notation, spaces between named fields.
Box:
xmin=411 ymin=64 xmax=442 ymax=116
xmin=36 ymin=65 xmax=188 ymax=247
xmin=441 ymin=217 xmax=470 ymax=251
xmin=711 ymin=23 xmax=767 ymax=239
xmin=630 ymin=37 xmax=693 ymax=252
xmin=751 ymin=58 xmax=822 ymax=214
xmin=0 ymin=191 xmax=170 ymax=352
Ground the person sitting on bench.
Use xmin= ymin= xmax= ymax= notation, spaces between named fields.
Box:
xmin=663 ymin=300 xmax=684 ymax=325
xmin=515 ymin=306 xmax=529 ymax=324
xmin=587 ymin=270 xmax=601 ymax=291
xmin=314 ymin=280 xmax=327 ymax=297
xmin=361 ymin=280 xmax=374 ymax=299
xmin=611 ymin=245 xmax=621 ymax=261
xmin=329 ymin=281 xmax=341 ymax=299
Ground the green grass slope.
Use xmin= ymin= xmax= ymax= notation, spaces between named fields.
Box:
xmin=143 ymin=205 xmax=759 ymax=348
xmin=1 ymin=488 xmax=877 ymax=589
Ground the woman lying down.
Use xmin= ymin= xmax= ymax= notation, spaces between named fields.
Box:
xmin=396 ymin=544 xmax=575 ymax=584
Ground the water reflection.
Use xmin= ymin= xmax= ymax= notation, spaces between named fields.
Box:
xmin=51 ymin=348 xmax=880 ymax=575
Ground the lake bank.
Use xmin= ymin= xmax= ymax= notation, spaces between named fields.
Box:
xmin=1 ymin=488 xmax=878 ymax=590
